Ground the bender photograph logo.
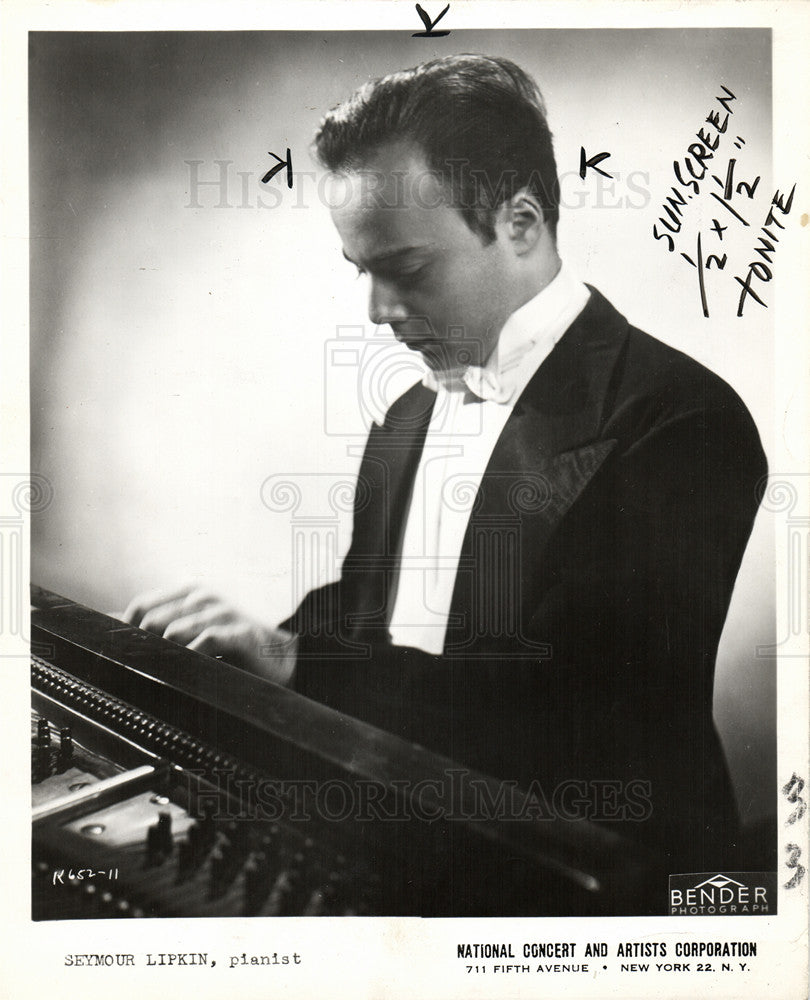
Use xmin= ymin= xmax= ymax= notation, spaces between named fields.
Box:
xmin=668 ymin=872 xmax=777 ymax=916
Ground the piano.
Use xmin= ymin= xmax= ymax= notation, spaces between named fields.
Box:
xmin=31 ymin=585 xmax=661 ymax=918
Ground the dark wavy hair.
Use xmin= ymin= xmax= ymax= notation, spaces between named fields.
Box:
xmin=313 ymin=53 xmax=560 ymax=244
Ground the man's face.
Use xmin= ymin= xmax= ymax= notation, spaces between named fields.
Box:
xmin=328 ymin=143 xmax=516 ymax=373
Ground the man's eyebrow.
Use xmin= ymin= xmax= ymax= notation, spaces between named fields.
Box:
xmin=341 ymin=244 xmax=433 ymax=267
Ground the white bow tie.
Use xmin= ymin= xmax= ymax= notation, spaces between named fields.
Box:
xmin=460 ymin=365 xmax=515 ymax=404
xmin=422 ymin=362 xmax=518 ymax=404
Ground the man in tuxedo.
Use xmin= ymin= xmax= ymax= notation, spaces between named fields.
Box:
xmin=125 ymin=55 xmax=767 ymax=873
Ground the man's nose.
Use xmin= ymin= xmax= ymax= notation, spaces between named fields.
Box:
xmin=368 ymin=277 xmax=409 ymax=326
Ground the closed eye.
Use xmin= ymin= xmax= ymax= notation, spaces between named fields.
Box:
xmin=397 ymin=264 xmax=428 ymax=287
xmin=341 ymin=249 xmax=365 ymax=278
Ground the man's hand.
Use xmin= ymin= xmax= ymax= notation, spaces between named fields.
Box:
xmin=121 ymin=583 xmax=297 ymax=686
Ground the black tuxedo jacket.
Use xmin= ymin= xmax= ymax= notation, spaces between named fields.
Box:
xmin=282 ymin=288 xmax=767 ymax=870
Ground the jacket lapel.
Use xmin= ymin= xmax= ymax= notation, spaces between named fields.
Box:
xmin=343 ymin=383 xmax=436 ymax=633
xmin=444 ymin=287 xmax=630 ymax=654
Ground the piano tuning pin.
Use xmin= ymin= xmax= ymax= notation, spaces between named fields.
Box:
xmin=302 ymin=887 xmax=328 ymax=916
xmin=145 ymin=813 xmax=173 ymax=867
xmin=145 ymin=824 xmax=161 ymax=866
xmin=37 ymin=718 xmax=51 ymax=747
xmin=186 ymin=820 xmax=201 ymax=853
xmin=208 ymin=846 xmax=229 ymax=900
xmin=157 ymin=811 xmax=173 ymax=855
xmin=242 ymin=851 xmax=271 ymax=916
xmin=261 ymin=869 xmax=298 ymax=916
xmin=258 ymin=832 xmax=277 ymax=862
xmin=152 ymin=757 xmax=173 ymax=791
xmin=56 ymin=727 xmax=73 ymax=771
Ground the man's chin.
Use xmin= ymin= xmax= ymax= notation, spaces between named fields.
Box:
xmin=404 ymin=340 xmax=454 ymax=369
xmin=419 ymin=348 xmax=446 ymax=369
xmin=396 ymin=333 xmax=473 ymax=374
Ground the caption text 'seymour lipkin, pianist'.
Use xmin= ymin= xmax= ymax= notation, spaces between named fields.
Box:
xmin=121 ymin=55 xmax=767 ymax=878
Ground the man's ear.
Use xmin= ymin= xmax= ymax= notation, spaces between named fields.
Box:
xmin=500 ymin=188 xmax=545 ymax=254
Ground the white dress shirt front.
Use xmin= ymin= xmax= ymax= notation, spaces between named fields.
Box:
xmin=387 ymin=264 xmax=590 ymax=655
